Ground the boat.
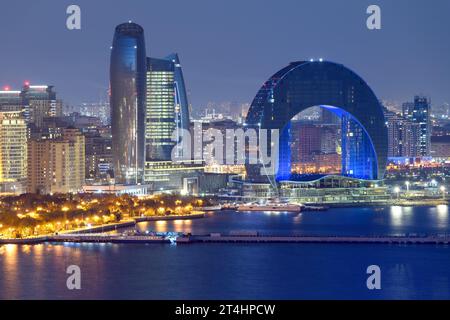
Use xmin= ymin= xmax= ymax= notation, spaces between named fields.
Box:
xmin=221 ymin=203 xmax=238 ymax=210
xmin=196 ymin=205 xmax=223 ymax=211
xmin=302 ymin=205 xmax=328 ymax=211
xmin=237 ymin=202 xmax=302 ymax=213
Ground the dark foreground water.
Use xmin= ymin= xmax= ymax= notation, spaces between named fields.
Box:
xmin=1 ymin=206 xmax=450 ymax=300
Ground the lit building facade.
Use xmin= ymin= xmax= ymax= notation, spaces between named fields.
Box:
xmin=85 ymin=129 xmax=113 ymax=183
xmin=385 ymin=110 xmax=421 ymax=158
xmin=431 ymin=136 xmax=450 ymax=158
xmin=146 ymin=57 xmax=176 ymax=161
xmin=0 ymin=90 xmax=23 ymax=112
xmin=144 ymin=53 xmax=198 ymax=191
xmin=0 ymin=111 xmax=27 ymax=194
xmin=291 ymin=123 xmax=322 ymax=163
xmin=27 ymin=128 xmax=85 ymax=194
xmin=412 ymin=95 xmax=431 ymax=156
xmin=80 ymin=102 xmax=110 ymax=125
xmin=145 ymin=53 xmax=190 ymax=161
xmin=110 ymin=22 xmax=147 ymax=184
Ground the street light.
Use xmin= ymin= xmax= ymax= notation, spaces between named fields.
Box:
xmin=394 ymin=186 xmax=401 ymax=200
xmin=440 ymin=186 xmax=446 ymax=200
xmin=405 ymin=181 xmax=410 ymax=192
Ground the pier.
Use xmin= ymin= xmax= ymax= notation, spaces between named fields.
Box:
xmin=2 ymin=232 xmax=450 ymax=245
xmin=50 ymin=233 xmax=171 ymax=244
xmin=176 ymin=233 xmax=450 ymax=245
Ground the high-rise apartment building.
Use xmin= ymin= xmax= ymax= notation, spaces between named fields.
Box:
xmin=412 ymin=95 xmax=431 ymax=156
xmin=0 ymin=111 xmax=27 ymax=194
xmin=385 ymin=110 xmax=421 ymax=158
xmin=27 ymin=128 xmax=85 ymax=194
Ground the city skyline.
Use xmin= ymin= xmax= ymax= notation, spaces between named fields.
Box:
xmin=0 ymin=0 xmax=449 ymax=110
xmin=2 ymin=1 xmax=450 ymax=303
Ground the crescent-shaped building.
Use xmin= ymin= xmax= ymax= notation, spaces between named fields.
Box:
xmin=245 ymin=60 xmax=388 ymax=184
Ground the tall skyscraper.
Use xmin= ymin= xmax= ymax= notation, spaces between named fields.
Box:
xmin=412 ymin=95 xmax=431 ymax=156
xmin=27 ymin=128 xmax=85 ymax=194
xmin=0 ymin=111 xmax=27 ymax=194
xmin=144 ymin=54 xmax=200 ymax=191
xmin=385 ymin=110 xmax=421 ymax=158
xmin=110 ymin=22 xmax=147 ymax=184
xmin=145 ymin=54 xmax=190 ymax=161
xmin=146 ymin=57 xmax=176 ymax=161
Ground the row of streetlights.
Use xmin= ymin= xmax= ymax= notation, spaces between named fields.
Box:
xmin=393 ymin=182 xmax=446 ymax=200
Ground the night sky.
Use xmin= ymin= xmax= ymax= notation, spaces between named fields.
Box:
xmin=0 ymin=0 xmax=449 ymax=109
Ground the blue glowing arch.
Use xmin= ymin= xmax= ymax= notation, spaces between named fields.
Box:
xmin=245 ymin=61 xmax=388 ymax=182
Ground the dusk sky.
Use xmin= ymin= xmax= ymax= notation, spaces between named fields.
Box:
xmin=0 ymin=0 xmax=449 ymax=109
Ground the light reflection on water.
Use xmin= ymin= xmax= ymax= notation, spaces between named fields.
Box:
xmin=2 ymin=206 xmax=450 ymax=299
xmin=137 ymin=219 xmax=193 ymax=234
xmin=131 ymin=207 xmax=450 ymax=236
xmin=436 ymin=205 xmax=449 ymax=225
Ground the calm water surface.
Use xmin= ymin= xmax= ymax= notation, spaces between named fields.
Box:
xmin=1 ymin=206 xmax=450 ymax=300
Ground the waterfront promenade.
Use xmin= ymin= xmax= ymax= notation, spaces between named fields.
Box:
xmin=0 ymin=211 xmax=205 ymax=244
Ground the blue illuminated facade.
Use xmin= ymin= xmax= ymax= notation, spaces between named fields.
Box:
xmin=245 ymin=60 xmax=388 ymax=182
xmin=110 ymin=22 xmax=147 ymax=184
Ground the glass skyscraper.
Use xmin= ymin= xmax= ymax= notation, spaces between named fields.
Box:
xmin=145 ymin=54 xmax=190 ymax=162
xmin=145 ymin=57 xmax=176 ymax=161
xmin=110 ymin=22 xmax=147 ymax=184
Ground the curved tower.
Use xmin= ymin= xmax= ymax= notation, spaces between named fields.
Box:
xmin=145 ymin=53 xmax=190 ymax=161
xmin=110 ymin=22 xmax=147 ymax=184
xmin=166 ymin=53 xmax=190 ymax=136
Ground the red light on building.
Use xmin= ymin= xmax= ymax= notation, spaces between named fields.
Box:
xmin=3 ymin=85 xmax=10 ymax=91
xmin=24 ymin=81 xmax=30 ymax=86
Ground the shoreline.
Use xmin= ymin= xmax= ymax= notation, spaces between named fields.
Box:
xmin=0 ymin=211 xmax=205 ymax=244
xmin=1 ymin=204 xmax=449 ymax=245
xmin=313 ymin=200 xmax=449 ymax=208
